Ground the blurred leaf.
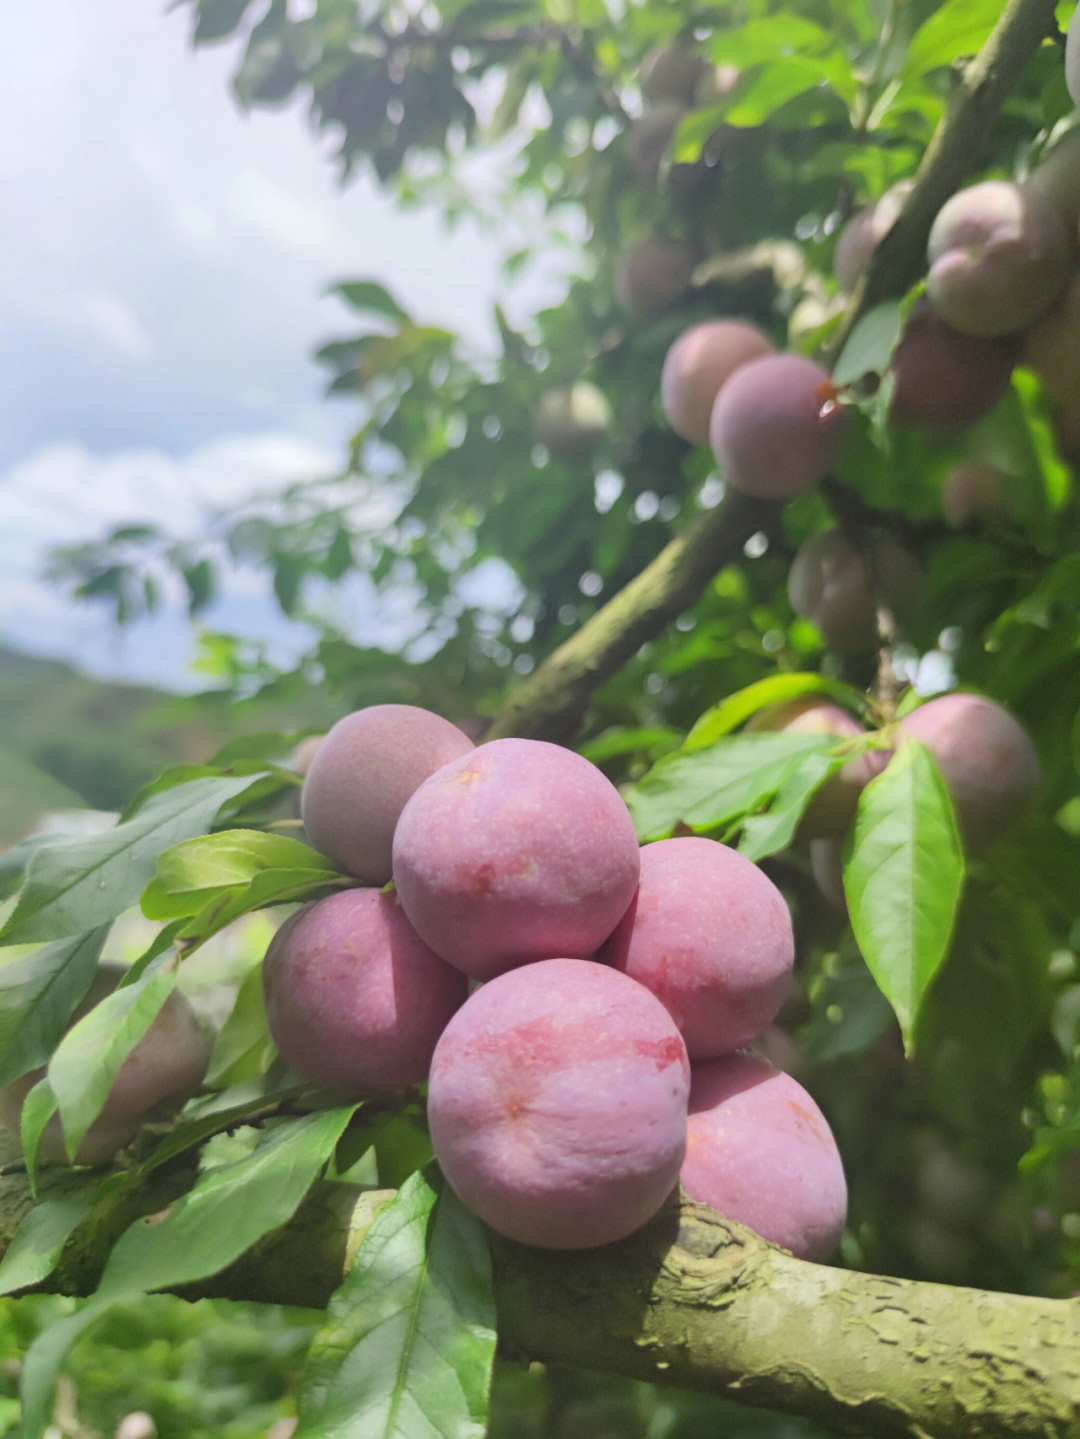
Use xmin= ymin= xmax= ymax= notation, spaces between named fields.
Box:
xmin=191 ymin=0 xmax=259 ymax=44
xmin=844 ymin=740 xmax=965 ymax=1050
xmin=685 ymin=673 xmax=869 ymax=750
xmin=626 ymin=732 xmax=840 ymax=842
xmin=832 ymin=303 xmax=905 ymax=387
xmin=902 ymin=0 xmax=1000 ymax=78
xmin=0 ymin=775 xmax=260 ymax=945
xmin=295 ymin=1170 xmax=496 ymax=1439
xmin=329 ymin=279 xmax=411 ymax=324
xmin=0 ymin=1174 xmax=129 ymax=1296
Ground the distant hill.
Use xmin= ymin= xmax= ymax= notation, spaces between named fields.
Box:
xmin=0 ymin=644 xmax=338 ymax=844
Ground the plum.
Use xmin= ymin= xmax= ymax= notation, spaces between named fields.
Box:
xmin=708 ymin=353 xmax=846 ymax=499
xmin=300 ymin=704 xmax=474 ymax=885
xmin=0 ymin=967 xmax=213 ymax=1166
xmin=926 ymin=180 xmax=1071 ymax=337
xmin=746 ymin=696 xmax=880 ymax=838
xmin=680 ymin=1052 xmax=847 ymax=1260
xmin=787 ymin=527 xmax=918 ymax=651
xmin=888 ymin=299 xmax=1017 ymax=429
xmin=596 ymin=837 xmax=794 ymax=1058
xmin=1021 ymin=268 xmax=1080 ymax=407
xmin=262 ymin=887 xmax=468 ymax=1095
xmin=613 ymin=237 xmax=697 ymax=314
xmin=893 ymin=693 xmax=1041 ymax=851
xmin=427 ymin=958 xmax=690 ymax=1249
xmin=392 ymin=738 xmax=640 ymax=980
xmin=833 ymin=182 xmax=912 ymax=292
xmin=660 ymin=318 xmax=774 ymax=446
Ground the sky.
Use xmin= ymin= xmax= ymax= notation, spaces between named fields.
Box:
xmin=1 ymin=0 xmax=542 ymax=688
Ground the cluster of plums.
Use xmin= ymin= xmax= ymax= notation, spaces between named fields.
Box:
xmin=263 ymin=703 xmax=848 ymax=1256
xmin=743 ymin=689 xmax=1041 ymax=912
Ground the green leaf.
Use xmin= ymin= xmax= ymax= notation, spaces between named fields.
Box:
xmin=832 ymin=303 xmax=905 ymax=388
xmin=295 ymin=1171 xmax=496 ymax=1439
xmin=20 ymin=1077 xmax=58 ymax=1196
xmin=0 ymin=929 xmax=108 ymax=1087
xmin=47 ymin=971 xmax=177 ymax=1161
xmin=738 ymin=750 xmax=849 ymax=862
xmin=141 ymin=829 xmax=341 ymax=921
xmin=330 ymin=279 xmax=411 ymax=324
xmin=96 ymin=1106 xmax=356 ymax=1297
xmin=626 ymin=732 xmax=840 ymax=843
xmin=0 ymin=1174 xmax=129 ymax=1296
xmin=843 ymin=741 xmax=965 ymax=1050
xmin=902 ymin=0 xmax=1000 ymax=79
xmin=685 ymin=674 xmax=868 ymax=750
xmin=0 ymin=775 xmax=260 ymax=946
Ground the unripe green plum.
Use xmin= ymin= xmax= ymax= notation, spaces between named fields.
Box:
xmin=939 ymin=462 xmax=1009 ymax=528
xmin=709 ymin=353 xmax=846 ymax=499
xmin=596 ymin=837 xmax=794 ymax=1058
xmin=787 ymin=527 xmax=918 ymax=651
xmin=301 ymin=704 xmax=474 ymax=885
xmin=746 ymin=696 xmax=879 ymax=838
xmin=262 ymin=887 xmax=468 ymax=1095
xmin=392 ymin=739 xmax=641 ymax=980
xmin=888 ymin=299 xmax=1017 ymax=429
xmin=660 ymin=318 xmax=774 ymax=446
xmin=533 ymin=382 xmax=612 ymax=463
xmin=893 ymin=693 xmax=1041 ymax=851
xmin=680 ymin=1052 xmax=847 ymax=1260
xmin=0 ymin=967 xmax=213 ymax=1166
xmin=926 ymin=180 xmax=1071 ymax=336
xmin=427 ymin=958 xmax=690 ymax=1248
xmin=613 ymin=238 xmax=697 ymax=315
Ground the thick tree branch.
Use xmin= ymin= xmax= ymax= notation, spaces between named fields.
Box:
xmin=5 ymin=1171 xmax=1078 ymax=1438
xmin=486 ymin=490 xmax=775 ymax=743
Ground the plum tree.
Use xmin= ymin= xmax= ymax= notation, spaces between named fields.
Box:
xmin=427 ymin=958 xmax=690 ymax=1248
xmin=300 ymin=704 xmax=474 ymax=885
xmin=680 ymin=1051 xmax=847 ymax=1261
xmin=392 ymin=738 xmax=641 ymax=978
xmin=744 ymin=696 xmax=880 ymax=837
xmin=595 ymin=837 xmax=794 ymax=1057
xmin=887 ymin=298 xmax=1018 ymax=428
xmin=892 ymin=693 xmax=1042 ymax=851
xmin=261 ymin=887 xmax=469 ymax=1095
xmin=659 ymin=318 xmax=774 ymax=446
xmin=925 ymin=179 xmax=1072 ymax=336
xmin=787 ymin=526 xmax=918 ymax=650
xmin=0 ymin=967 xmax=213 ymax=1166
xmin=708 ymin=353 xmax=847 ymax=498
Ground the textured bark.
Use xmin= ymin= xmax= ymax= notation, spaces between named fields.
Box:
xmin=4 ymin=1167 xmax=1077 ymax=1438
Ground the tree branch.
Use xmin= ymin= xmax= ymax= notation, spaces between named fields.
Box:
xmin=6 ymin=1171 xmax=1078 ymax=1438
xmin=486 ymin=490 xmax=775 ymax=743
xmin=488 ymin=0 xmax=1060 ymax=749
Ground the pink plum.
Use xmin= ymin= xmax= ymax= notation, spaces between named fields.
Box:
xmin=391 ymin=739 xmax=641 ymax=980
xmin=427 ymin=958 xmax=690 ymax=1248
xmin=300 ymin=704 xmax=474 ymax=885
xmin=680 ymin=1051 xmax=847 ymax=1260
xmin=262 ymin=887 xmax=469 ymax=1095
xmin=660 ymin=318 xmax=774 ymax=446
xmin=596 ymin=837 xmax=794 ymax=1058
